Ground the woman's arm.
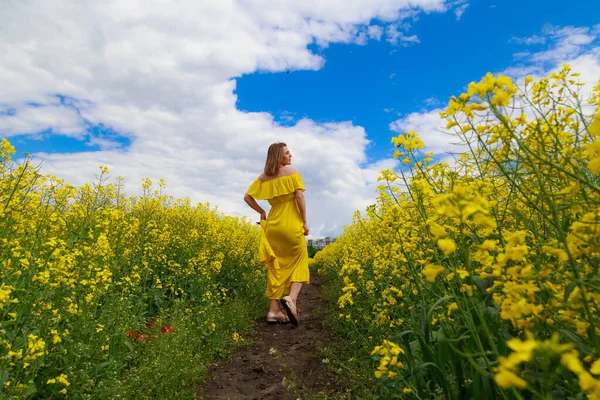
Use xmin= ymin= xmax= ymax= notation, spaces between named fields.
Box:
xmin=244 ymin=194 xmax=267 ymax=221
xmin=294 ymin=189 xmax=309 ymax=235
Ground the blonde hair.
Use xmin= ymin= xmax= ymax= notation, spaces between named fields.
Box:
xmin=264 ymin=142 xmax=287 ymax=176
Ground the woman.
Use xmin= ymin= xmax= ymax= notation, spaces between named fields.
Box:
xmin=243 ymin=142 xmax=309 ymax=327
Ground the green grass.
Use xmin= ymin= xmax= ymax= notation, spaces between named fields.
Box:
xmin=316 ymin=267 xmax=390 ymax=400
xmin=94 ymin=295 xmax=264 ymax=399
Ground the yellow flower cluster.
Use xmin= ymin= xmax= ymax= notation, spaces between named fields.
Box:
xmin=232 ymin=332 xmax=243 ymax=344
xmin=496 ymin=334 xmax=600 ymax=399
xmin=25 ymin=334 xmax=46 ymax=362
xmin=371 ymin=340 xmax=404 ymax=379
xmin=0 ymin=284 xmax=16 ymax=308
xmin=47 ymin=373 xmax=70 ymax=395
xmin=315 ymin=66 xmax=600 ymax=398
xmin=562 ymin=350 xmax=600 ymax=399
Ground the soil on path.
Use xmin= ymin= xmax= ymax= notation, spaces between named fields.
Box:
xmin=197 ymin=275 xmax=346 ymax=400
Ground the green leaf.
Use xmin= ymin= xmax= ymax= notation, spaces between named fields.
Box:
xmin=524 ymin=371 xmax=547 ymax=380
xmin=124 ymin=339 xmax=134 ymax=353
xmin=95 ymin=361 xmax=111 ymax=376
xmin=564 ymin=281 xmax=578 ymax=303
xmin=472 ymin=275 xmax=488 ymax=294
xmin=426 ymin=295 xmax=454 ymax=322
xmin=392 ymin=329 xmax=414 ymax=341
xmin=558 ymin=328 xmax=582 ymax=344
xmin=481 ymin=374 xmax=494 ymax=400
xmin=0 ymin=369 xmax=9 ymax=387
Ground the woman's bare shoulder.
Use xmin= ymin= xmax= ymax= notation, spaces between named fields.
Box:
xmin=281 ymin=167 xmax=299 ymax=176
xmin=258 ymin=168 xmax=299 ymax=182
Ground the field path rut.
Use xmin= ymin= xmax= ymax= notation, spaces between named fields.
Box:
xmin=197 ymin=275 xmax=346 ymax=400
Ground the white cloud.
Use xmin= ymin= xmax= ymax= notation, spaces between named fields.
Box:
xmin=390 ymin=108 xmax=461 ymax=155
xmin=86 ymin=135 xmax=127 ymax=151
xmin=502 ymin=64 xmax=544 ymax=78
xmin=531 ymin=26 xmax=597 ymax=63
xmin=563 ymin=51 xmax=600 ymax=90
xmin=368 ymin=25 xmax=384 ymax=41
xmin=0 ymin=102 xmax=87 ymax=138
xmin=0 ymin=0 xmax=450 ymax=238
xmin=386 ymin=25 xmax=420 ymax=46
xmin=423 ymin=97 xmax=441 ymax=107
xmin=512 ymin=51 xmax=532 ymax=59
xmin=454 ymin=3 xmax=469 ymax=21
xmin=503 ymin=25 xmax=600 ymax=83
xmin=508 ymin=25 xmax=599 ymax=68
xmin=510 ymin=35 xmax=546 ymax=45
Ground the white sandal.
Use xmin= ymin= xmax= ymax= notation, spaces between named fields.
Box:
xmin=267 ymin=311 xmax=289 ymax=324
xmin=279 ymin=296 xmax=299 ymax=327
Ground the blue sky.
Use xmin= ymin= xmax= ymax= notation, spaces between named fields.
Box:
xmin=7 ymin=0 xmax=599 ymax=159
xmin=236 ymin=0 xmax=600 ymax=162
xmin=1 ymin=0 xmax=599 ymax=236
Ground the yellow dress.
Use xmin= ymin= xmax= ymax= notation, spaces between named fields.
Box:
xmin=246 ymin=173 xmax=310 ymax=299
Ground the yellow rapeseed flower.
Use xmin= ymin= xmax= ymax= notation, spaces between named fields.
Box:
xmin=437 ymin=238 xmax=457 ymax=255
xmin=495 ymin=368 xmax=527 ymax=389
xmin=429 ymin=222 xmax=447 ymax=239
xmin=423 ymin=264 xmax=445 ymax=282
xmin=492 ymin=90 xmax=510 ymax=107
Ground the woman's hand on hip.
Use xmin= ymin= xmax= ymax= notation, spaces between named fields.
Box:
xmin=303 ymin=223 xmax=309 ymax=236
xmin=260 ymin=211 xmax=267 ymax=221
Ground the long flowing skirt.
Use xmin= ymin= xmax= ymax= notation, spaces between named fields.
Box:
xmin=258 ymin=194 xmax=309 ymax=299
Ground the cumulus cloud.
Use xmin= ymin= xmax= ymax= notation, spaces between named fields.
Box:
xmin=510 ymin=35 xmax=546 ymax=45
xmin=0 ymin=102 xmax=87 ymax=137
xmin=0 ymin=0 xmax=450 ymax=238
xmin=368 ymin=25 xmax=384 ymax=41
xmin=454 ymin=3 xmax=469 ymax=21
xmin=390 ymin=108 xmax=463 ymax=156
xmin=506 ymin=24 xmax=600 ymax=76
xmin=386 ymin=25 xmax=421 ymax=46
xmin=530 ymin=25 xmax=598 ymax=63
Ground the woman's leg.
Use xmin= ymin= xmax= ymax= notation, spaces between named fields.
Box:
xmin=269 ymin=299 xmax=281 ymax=314
xmin=267 ymin=299 xmax=288 ymax=323
xmin=280 ymin=284 xmax=302 ymax=326
xmin=288 ymin=282 xmax=303 ymax=304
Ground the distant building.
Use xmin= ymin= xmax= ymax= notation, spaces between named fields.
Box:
xmin=308 ymin=237 xmax=336 ymax=249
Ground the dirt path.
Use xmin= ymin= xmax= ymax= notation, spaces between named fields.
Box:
xmin=197 ymin=275 xmax=344 ymax=400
